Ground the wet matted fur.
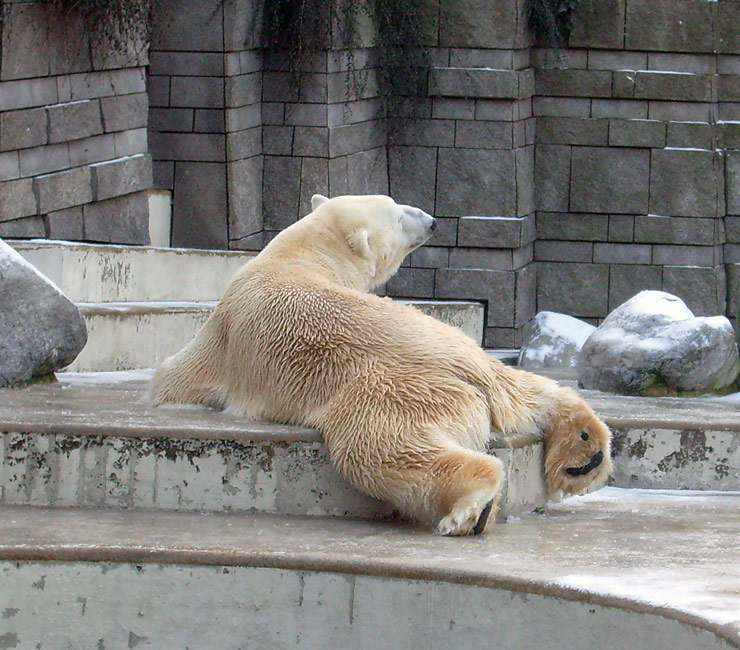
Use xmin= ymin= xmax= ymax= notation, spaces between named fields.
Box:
xmin=153 ymin=194 xmax=612 ymax=535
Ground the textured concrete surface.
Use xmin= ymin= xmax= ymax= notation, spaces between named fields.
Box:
xmin=70 ymin=299 xmax=484 ymax=371
xmin=73 ymin=300 xmax=216 ymax=371
xmin=10 ymin=240 xmax=254 ymax=303
xmin=537 ymin=368 xmax=740 ymax=490
xmin=0 ymin=488 xmax=738 ymax=648
xmin=0 ymin=372 xmax=545 ymax=520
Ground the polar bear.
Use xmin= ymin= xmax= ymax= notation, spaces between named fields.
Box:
xmin=152 ymin=194 xmax=611 ymax=535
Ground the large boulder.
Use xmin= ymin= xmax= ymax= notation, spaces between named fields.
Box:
xmin=518 ymin=311 xmax=595 ymax=369
xmin=0 ymin=239 xmax=87 ymax=387
xmin=578 ymin=291 xmax=740 ymax=396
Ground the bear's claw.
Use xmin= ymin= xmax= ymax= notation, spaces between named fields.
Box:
xmin=436 ymin=491 xmax=498 ymax=536
xmin=472 ymin=499 xmax=495 ymax=535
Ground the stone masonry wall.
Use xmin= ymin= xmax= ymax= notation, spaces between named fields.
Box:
xmin=386 ymin=0 xmax=537 ymax=347
xmin=4 ymin=0 xmax=740 ymax=348
xmin=256 ymin=45 xmax=388 ymax=250
xmin=533 ymin=0 xmax=739 ymax=327
xmin=148 ymin=0 xmax=263 ymax=250
xmin=148 ymin=0 xmax=388 ymax=252
xmin=0 ymin=0 xmax=153 ymax=243
xmin=383 ymin=0 xmax=740 ymax=346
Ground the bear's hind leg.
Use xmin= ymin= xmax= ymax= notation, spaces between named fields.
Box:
xmin=151 ymin=338 xmax=227 ymax=409
xmin=431 ymin=447 xmax=505 ymax=536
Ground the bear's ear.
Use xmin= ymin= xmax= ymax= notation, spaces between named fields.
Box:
xmin=349 ymin=229 xmax=376 ymax=276
xmin=311 ymin=194 xmax=329 ymax=210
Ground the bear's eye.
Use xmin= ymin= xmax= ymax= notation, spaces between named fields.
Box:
xmin=580 ymin=431 xmax=589 ymax=441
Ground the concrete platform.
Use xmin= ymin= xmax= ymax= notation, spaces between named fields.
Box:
xmin=533 ymin=368 xmax=740 ymax=491
xmin=9 ymin=240 xmax=486 ymax=371
xmin=9 ymin=239 xmax=254 ymax=303
xmin=70 ymin=299 xmax=485 ymax=371
xmin=0 ymin=372 xmax=545 ymax=521
xmin=0 ymin=489 xmax=738 ymax=648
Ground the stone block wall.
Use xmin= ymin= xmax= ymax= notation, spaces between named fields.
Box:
xmin=257 ymin=46 xmax=388 ymax=249
xmin=385 ymin=0 xmax=740 ymax=345
xmin=148 ymin=0 xmax=262 ymax=249
xmin=532 ymin=0 xmax=738 ymax=324
xmin=4 ymin=0 xmax=740 ymax=347
xmin=385 ymin=0 xmax=537 ymax=346
xmin=0 ymin=0 xmax=152 ymax=243
xmin=148 ymin=0 xmax=388 ymax=252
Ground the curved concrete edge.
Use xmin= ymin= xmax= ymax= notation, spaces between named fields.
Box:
xmin=77 ymin=301 xmax=219 ymax=316
xmin=1 ymin=561 xmax=732 ymax=649
xmin=0 ymin=420 xmax=323 ymax=443
xmin=0 ymin=489 xmax=738 ymax=648
xmin=1 ymin=545 xmax=737 ymax=648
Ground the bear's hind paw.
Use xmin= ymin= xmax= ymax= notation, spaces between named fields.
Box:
xmin=436 ymin=490 xmax=499 ymax=536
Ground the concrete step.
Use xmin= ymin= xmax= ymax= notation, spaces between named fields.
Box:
xmin=0 ymin=490 xmax=738 ymax=649
xmin=9 ymin=239 xmax=254 ymax=303
xmin=10 ymin=239 xmax=486 ymax=370
xmin=70 ymin=299 xmax=485 ymax=371
xmin=0 ymin=372 xmax=546 ymax=521
xmin=536 ymin=368 xmax=740 ymax=491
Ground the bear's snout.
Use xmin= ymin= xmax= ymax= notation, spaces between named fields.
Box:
xmin=430 ymin=218 xmax=437 ymax=231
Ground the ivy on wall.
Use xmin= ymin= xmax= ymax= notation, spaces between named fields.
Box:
xmin=259 ymin=0 xmax=430 ymax=100
xmin=528 ymin=0 xmax=581 ymax=45
xmin=48 ymin=0 xmax=151 ymax=55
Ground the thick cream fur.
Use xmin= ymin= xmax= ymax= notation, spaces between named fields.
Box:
xmin=152 ymin=194 xmax=611 ymax=534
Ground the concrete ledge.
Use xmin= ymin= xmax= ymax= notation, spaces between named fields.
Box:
xmin=535 ymin=368 xmax=740 ymax=490
xmin=9 ymin=239 xmax=255 ymax=303
xmin=0 ymin=374 xmax=545 ymax=521
xmin=71 ymin=299 xmax=485 ymax=371
xmin=0 ymin=489 xmax=738 ymax=648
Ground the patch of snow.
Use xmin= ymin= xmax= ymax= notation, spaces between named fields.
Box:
xmin=538 ymin=311 xmax=595 ymax=345
xmin=553 ymin=572 xmax=740 ymax=626
xmin=663 ymin=146 xmax=713 ymax=152
xmin=58 ymin=369 xmax=155 ymax=385
xmin=561 ymin=486 xmax=740 ymax=505
xmin=636 ymin=70 xmax=697 ymax=76
xmin=621 ymin=291 xmax=694 ymax=321
xmin=708 ymin=391 xmax=740 ymax=402
xmin=0 ymin=238 xmax=68 ymax=299
xmin=77 ymin=301 xmax=218 ymax=311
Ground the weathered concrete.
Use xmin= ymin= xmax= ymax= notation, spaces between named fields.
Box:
xmin=536 ymin=368 xmax=740 ymax=490
xmin=10 ymin=239 xmax=255 ymax=303
xmin=0 ymin=372 xmax=545 ymax=521
xmin=405 ymin=299 xmax=485 ymax=345
xmin=73 ymin=301 xmax=216 ymax=371
xmin=0 ymin=488 xmax=738 ymax=648
xmin=69 ymin=299 xmax=484 ymax=371
xmin=10 ymin=241 xmax=485 ymax=370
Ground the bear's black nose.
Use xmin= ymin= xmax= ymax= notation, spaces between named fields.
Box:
xmin=430 ymin=218 xmax=437 ymax=231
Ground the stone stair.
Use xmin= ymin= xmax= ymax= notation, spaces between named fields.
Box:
xmin=3 ymin=240 xmax=739 ymax=648
xmin=0 ymin=371 xmax=546 ymax=521
xmin=1 ymin=374 xmax=738 ymax=648
xmin=1 ymin=488 xmax=738 ymax=649
xmin=10 ymin=240 xmax=485 ymax=371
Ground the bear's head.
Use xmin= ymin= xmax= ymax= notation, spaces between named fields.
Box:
xmin=310 ymin=194 xmax=436 ymax=289
xmin=543 ymin=387 xmax=613 ymax=500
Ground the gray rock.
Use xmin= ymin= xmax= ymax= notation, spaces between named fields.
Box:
xmin=519 ymin=311 xmax=595 ymax=369
xmin=0 ymin=239 xmax=87 ymax=387
xmin=579 ymin=291 xmax=740 ymax=396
